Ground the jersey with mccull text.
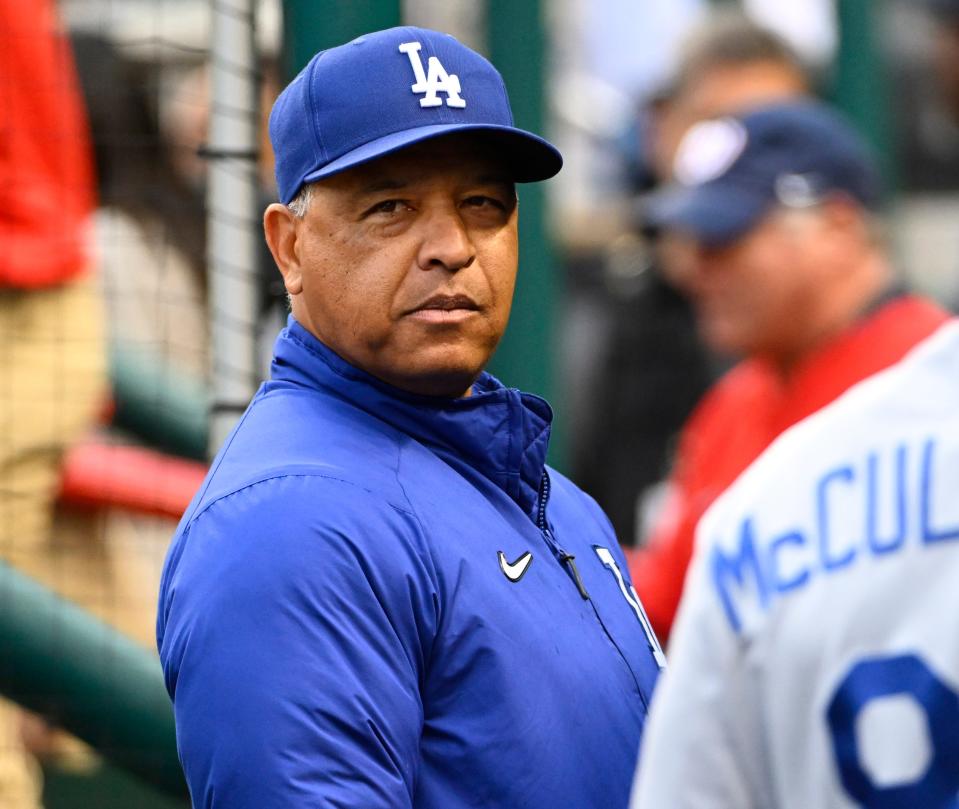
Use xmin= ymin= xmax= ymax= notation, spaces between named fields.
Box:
xmin=633 ymin=319 xmax=959 ymax=809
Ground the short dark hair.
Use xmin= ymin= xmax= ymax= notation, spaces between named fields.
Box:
xmin=673 ymin=12 xmax=810 ymax=94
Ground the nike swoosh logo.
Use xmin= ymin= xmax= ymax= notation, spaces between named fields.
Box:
xmin=498 ymin=550 xmax=533 ymax=582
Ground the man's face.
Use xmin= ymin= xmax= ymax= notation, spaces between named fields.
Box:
xmin=266 ymin=134 xmax=519 ymax=397
xmin=661 ymin=208 xmax=826 ymax=362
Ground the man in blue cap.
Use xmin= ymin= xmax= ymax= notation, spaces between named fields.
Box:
xmin=631 ymin=103 xmax=959 ymax=809
xmin=627 ymin=100 xmax=950 ymax=646
xmin=157 ymin=27 xmax=662 ymax=808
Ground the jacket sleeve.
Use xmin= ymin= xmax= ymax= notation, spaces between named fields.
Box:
xmin=158 ymin=475 xmax=437 ymax=808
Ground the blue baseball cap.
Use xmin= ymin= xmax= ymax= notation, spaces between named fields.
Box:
xmin=645 ymin=101 xmax=882 ymax=246
xmin=270 ymin=26 xmax=563 ymax=204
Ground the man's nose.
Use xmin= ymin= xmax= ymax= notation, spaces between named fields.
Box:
xmin=416 ymin=208 xmax=476 ymax=272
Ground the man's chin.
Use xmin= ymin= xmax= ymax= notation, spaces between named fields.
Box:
xmin=698 ymin=320 xmax=751 ymax=359
xmin=371 ymin=355 xmax=487 ymax=399
xmin=393 ymin=370 xmax=480 ymax=398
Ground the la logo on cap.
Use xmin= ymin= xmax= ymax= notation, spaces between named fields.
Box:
xmin=399 ymin=42 xmax=467 ymax=108
xmin=674 ymin=118 xmax=747 ymax=187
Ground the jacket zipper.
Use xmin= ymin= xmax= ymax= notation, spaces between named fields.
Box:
xmin=537 ymin=471 xmax=590 ymax=600
xmin=537 ymin=474 xmax=651 ymax=706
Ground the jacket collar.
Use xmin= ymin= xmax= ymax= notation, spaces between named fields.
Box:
xmin=271 ymin=317 xmax=552 ymax=522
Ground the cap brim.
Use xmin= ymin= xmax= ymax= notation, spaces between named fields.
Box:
xmin=299 ymin=124 xmax=562 ymax=191
xmin=644 ymin=183 xmax=771 ymax=247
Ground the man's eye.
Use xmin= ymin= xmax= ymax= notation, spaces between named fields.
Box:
xmin=367 ymin=200 xmax=407 ymax=216
xmin=463 ymin=196 xmax=504 ymax=210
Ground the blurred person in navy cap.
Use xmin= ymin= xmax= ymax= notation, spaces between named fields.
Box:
xmin=157 ymin=26 xmax=663 ymax=809
xmin=627 ymin=100 xmax=950 ymax=645
xmin=579 ymin=13 xmax=814 ymax=554
xmin=631 ymin=100 xmax=959 ymax=809
xmin=632 ymin=199 xmax=959 ymax=809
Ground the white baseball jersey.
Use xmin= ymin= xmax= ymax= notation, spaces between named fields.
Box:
xmin=631 ymin=320 xmax=959 ymax=809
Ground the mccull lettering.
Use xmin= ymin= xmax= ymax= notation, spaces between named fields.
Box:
xmin=710 ymin=438 xmax=959 ymax=632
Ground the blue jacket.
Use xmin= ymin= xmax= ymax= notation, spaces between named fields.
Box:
xmin=157 ymin=318 xmax=662 ymax=808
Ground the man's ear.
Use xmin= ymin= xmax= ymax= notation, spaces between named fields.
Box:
xmin=263 ymin=203 xmax=303 ymax=295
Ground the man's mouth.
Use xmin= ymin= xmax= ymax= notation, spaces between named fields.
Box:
xmin=406 ymin=294 xmax=480 ymax=322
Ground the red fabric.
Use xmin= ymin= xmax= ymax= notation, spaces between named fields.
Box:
xmin=58 ymin=440 xmax=208 ymax=519
xmin=627 ymin=295 xmax=951 ymax=643
xmin=0 ymin=0 xmax=95 ymax=287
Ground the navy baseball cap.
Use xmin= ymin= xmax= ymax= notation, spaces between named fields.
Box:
xmin=645 ymin=101 xmax=882 ymax=246
xmin=270 ymin=26 xmax=563 ymax=204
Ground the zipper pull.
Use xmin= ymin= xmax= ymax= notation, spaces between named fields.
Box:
xmin=560 ymin=552 xmax=590 ymax=601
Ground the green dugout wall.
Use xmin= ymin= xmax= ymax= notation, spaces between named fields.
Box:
xmin=831 ymin=0 xmax=893 ymax=186
xmin=0 ymin=562 xmax=187 ymax=802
